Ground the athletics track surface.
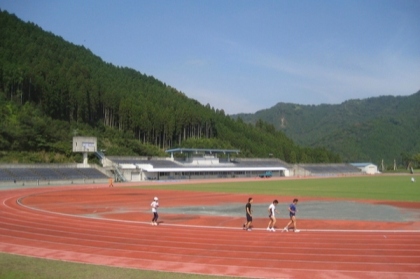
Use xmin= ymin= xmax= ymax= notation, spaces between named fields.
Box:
xmin=1 ymin=182 xmax=420 ymax=279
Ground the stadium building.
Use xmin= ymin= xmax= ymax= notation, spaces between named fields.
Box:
xmin=103 ymin=148 xmax=290 ymax=182
xmin=0 ymin=137 xmax=370 ymax=188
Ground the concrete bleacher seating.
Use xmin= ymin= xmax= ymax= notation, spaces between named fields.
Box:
xmin=0 ymin=166 xmax=108 ymax=182
xmin=300 ymin=164 xmax=361 ymax=175
xmin=76 ymin=168 xmax=108 ymax=179
xmin=111 ymin=157 xmax=183 ymax=168
xmin=33 ymin=168 xmax=63 ymax=180
xmin=233 ymin=159 xmax=290 ymax=168
xmin=149 ymin=160 xmax=183 ymax=168
xmin=109 ymin=156 xmax=289 ymax=170
xmin=104 ymin=156 xmax=370 ymax=182
xmin=0 ymin=169 xmax=15 ymax=181
xmin=5 ymin=168 xmax=39 ymax=181
xmin=55 ymin=168 xmax=84 ymax=179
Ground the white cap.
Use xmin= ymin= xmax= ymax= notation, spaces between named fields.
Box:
xmin=154 ymin=197 xmax=158 ymax=201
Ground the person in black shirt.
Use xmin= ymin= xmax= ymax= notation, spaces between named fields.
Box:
xmin=243 ymin=197 xmax=253 ymax=231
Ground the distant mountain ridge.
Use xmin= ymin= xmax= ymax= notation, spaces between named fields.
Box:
xmin=231 ymin=91 xmax=420 ymax=166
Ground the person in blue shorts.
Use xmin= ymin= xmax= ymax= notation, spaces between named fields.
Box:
xmin=283 ymin=198 xmax=300 ymax=233
xmin=243 ymin=197 xmax=253 ymax=231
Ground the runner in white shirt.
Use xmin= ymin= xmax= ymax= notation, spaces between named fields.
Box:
xmin=151 ymin=197 xmax=159 ymax=225
xmin=267 ymin=200 xmax=279 ymax=232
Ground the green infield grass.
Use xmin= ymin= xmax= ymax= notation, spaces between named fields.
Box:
xmin=136 ymin=175 xmax=420 ymax=202
xmin=0 ymin=253 xmax=241 ymax=279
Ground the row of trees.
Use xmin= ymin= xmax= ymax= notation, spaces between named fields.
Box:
xmin=0 ymin=10 xmax=340 ymax=163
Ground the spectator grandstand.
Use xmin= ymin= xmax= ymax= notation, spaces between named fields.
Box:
xmin=0 ymin=164 xmax=108 ymax=188
xmin=107 ymin=149 xmax=292 ymax=181
xmin=295 ymin=163 xmax=362 ymax=176
xmin=0 ymin=147 xmax=375 ymax=188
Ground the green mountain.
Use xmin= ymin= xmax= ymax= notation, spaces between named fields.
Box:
xmin=0 ymin=10 xmax=340 ymax=164
xmin=232 ymin=92 xmax=420 ymax=166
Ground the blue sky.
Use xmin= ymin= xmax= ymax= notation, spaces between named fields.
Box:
xmin=1 ymin=0 xmax=419 ymax=114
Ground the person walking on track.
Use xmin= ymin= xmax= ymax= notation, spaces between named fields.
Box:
xmin=283 ymin=198 xmax=300 ymax=232
xmin=267 ymin=199 xmax=279 ymax=232
xmin=243 ymin=197 xmax=253 ymax=231
xmin=151 ymin=197 xmax=159 ymax=225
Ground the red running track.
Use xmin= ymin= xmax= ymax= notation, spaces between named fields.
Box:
xmin=1 ymin=184 xmax=420 ymax=279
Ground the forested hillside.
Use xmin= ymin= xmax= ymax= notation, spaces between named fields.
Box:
xmin=0 ymin=10 xmax=340 ymax=164
xmin=232 ymin=92 xmax=420 ymax=167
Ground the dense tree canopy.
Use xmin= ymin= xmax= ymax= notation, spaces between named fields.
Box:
xmin=0 ymin=10 xmax=339 ymax=164
xmin=233 ymin=92 xmax=420 ymax=167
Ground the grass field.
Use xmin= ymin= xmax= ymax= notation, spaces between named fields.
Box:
xmin=1 ymin=175 xmax=419 ymax=279
xmin=0 ymin=253 xmax=243 ymax=279
xmin=136 ymin=175 xmax=420 ymax=202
